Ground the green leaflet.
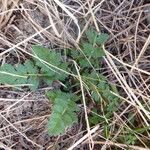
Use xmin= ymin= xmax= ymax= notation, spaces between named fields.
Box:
xmin=82 ymin=29 xmax=108 ymax=59
xmin=32 ymin=45 xmax=61 ymax=66
xmin=46 ymin=90 xmax=79 ymax=135
xmin=86 ymin=28 xmax=109 ymax=45
xmin=32 ymin=45 xmax=68 ymax=84
xmin=82 ymin=42 xmax=105 ymax=58
xmin=0 ymin=60 xmax=39 ymax=90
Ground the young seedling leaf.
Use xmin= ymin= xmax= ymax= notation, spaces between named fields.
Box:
xmin=32 ymin=45 xmax=68 ymax=84
xmin=47 ymin=90 xmax=79 ymax=135
xmin=0 ymin=60 xmax=39 ymax=90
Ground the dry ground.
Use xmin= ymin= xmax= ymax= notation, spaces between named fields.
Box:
xmin=0 ymin=0 xmax=150 ymax=150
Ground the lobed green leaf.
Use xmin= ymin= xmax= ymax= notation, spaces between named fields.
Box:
xmin=47 ymin=90 xmax=79 ymax=135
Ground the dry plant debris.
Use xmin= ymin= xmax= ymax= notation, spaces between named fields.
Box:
xmin=0 ymin=0 xmax=150 ymax=149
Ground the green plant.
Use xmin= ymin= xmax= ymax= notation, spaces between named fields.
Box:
xmin=0 ymin=60 xmax=39 ymax=91
xmin=0 ymin=46 xmax=68 ymax=90
xmin=120 ymin=128 xmax=137 ymax=146
xmin=46 ymin=90 xmax=79 ymax=135
xmin=0 ymin=29 xmax=120 ymax=136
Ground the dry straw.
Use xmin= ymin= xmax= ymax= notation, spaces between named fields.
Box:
xmin=0 ymin=0 xmax=150 ymax=149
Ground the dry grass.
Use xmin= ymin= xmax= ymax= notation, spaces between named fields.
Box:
xmin=0 ymin=0 xmax=150 ymax=149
